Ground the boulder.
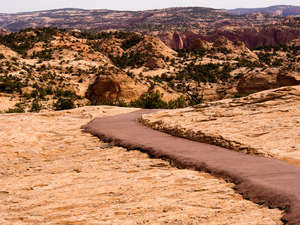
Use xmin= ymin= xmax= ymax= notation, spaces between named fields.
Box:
xmin=86 ymin=74 xmax=148 ymax=104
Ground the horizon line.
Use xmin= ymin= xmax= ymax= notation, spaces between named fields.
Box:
xmin=1 ymin=4 xmax=300 ymax=15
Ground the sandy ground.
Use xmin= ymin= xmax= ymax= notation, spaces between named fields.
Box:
xmin=0 ymin=106 xmax=282 ymax=224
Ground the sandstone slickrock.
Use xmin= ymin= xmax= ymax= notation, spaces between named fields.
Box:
xmin=0 ymin=44 xmax=19 ymax=58
xmin=83 ymin=108 xmax=300 ymax=225
xmin=0 ymin=106 xmax=282 ymax=224
xmin=141 ymin=85 xmax=300 ymax=165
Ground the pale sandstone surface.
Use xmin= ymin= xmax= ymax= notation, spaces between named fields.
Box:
xmin=0 ymin=106 xmax=282 ymax=224
xmin=0 ymin=94 xmax=18 ymax=111
xmin=142 ymin=85 xmax=300 ymax=166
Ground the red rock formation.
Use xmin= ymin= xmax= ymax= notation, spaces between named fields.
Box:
xmin=172 ymin=32 xmax=184 ymax=49
xmin=157 ymin=27 xmax=300 ymax=49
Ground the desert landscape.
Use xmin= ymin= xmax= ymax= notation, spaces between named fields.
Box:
xmin=1 ymin=2 xmax=300 ymax=225
xmin=0 ymin=106 xmax=283 ymax=224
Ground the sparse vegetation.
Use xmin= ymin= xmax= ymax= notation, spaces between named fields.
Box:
xmin=53 ymin=97 xmax=76 ymax=111
xmin=121 ymin=34 xmax=143 ymax=50
xmin=129 ymin=90 xmax=189 ymax=109
xmin=6 ymin=103 xmax=25 ymax=113
xmin=29 ymin=99 xmax=42 ymax=112
xmin=110 ymin=52 xmax=149 ymax=69
xmin=130 ymin=90 xmax=169 ymax=109
xmin=0 ymin=27 xmax=298 ymax=113
xmin=175 ymin=62 xmax=232 ymax=83
xmin=0 ymin=27 xmax=60 ymax=56
xmin=0 ymin=76 xmax=24 ymax=94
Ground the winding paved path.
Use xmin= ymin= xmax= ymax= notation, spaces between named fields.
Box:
xmin=83 ymin=110 xmax=300 ymax=225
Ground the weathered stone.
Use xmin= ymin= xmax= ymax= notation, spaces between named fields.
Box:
xmin=142 ymin=85 xmax=300 ymax=165
xmin=86 ymin=74 xmax=148 ymax=104
xmin=237 ymin=69 xmax=300 ymax=94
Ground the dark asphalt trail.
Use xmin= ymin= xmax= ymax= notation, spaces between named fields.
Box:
xmin=82 ymin=109 xmax=300 ymax=225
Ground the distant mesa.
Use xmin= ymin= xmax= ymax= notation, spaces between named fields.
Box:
xmin=227 ymin=5 xmax=300 ymax=16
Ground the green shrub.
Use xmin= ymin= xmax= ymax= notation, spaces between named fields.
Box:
xmin=53 ymin=97 xmax=75 ymax=111
xmin=45 ymin=86 xmax=53 ymax=95
xmin=32 ymin=49 xmax=54 ymax=61
xmin=130 ymin=91 xmax=191 ymax=109
xmin=110 ymin=52 xmax=148 ymax=68
xmin=0 ymin=76 xmax=24 ymax=94
xmin=30 ymin=99 xmax=42 ymax=112
xmin=121 ymin=34 xmax=143 ymax=50
xmin=0 ymin=27 xmax=59 ymax=55
xmin=272 ymin=59 xmax=283 ymax=67
xmin=236 ymin=58 xmax=261 ymax=68
xmin=174 ymin=62 xmax=232 ymax=83
xmin=54 ymin=89 xmax=78 ymax=99
xmin=186 ymin=91 xmax=203 ymax=106
xmin=6 ymin=103 xmax=25 ymax=113
xmin=167 ymin=96 xmax=187 ymax=109
xmin=258 ymin=52 xmax=272 ymax=65
xmin=130 ymin=90 xmax=168 ymax=109
xmin=30 ymin=89 xmax=39 ymax=98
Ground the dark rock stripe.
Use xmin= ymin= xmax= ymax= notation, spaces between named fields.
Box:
xmin=82 ymin=109 xmax=300 ymax=225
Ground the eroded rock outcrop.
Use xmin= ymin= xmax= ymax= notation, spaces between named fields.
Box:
xmin=213 ymin=36 xmax=258 ymax=59
xmin=237 ymin=69 xmax=300 ymax=94
xmin=172 ymin=32 xmax=184 ymax=49
xmin=129 ymin=35 xmax=177 ymax=58
xmin=86 ymin=73 xmax=148 ymax=104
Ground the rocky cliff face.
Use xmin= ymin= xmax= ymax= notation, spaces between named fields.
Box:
xmin=158 ymin=27 xmax=300 ymax=49
xmin=171 ymin=32 xmax=184 ymax=49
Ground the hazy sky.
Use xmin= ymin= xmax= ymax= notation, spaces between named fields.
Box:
xmin=1 ymin=0 xmax=300 ymax=13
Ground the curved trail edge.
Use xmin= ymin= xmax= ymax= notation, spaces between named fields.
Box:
xmin=82 ymin=109 xmax=300 ymax=225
